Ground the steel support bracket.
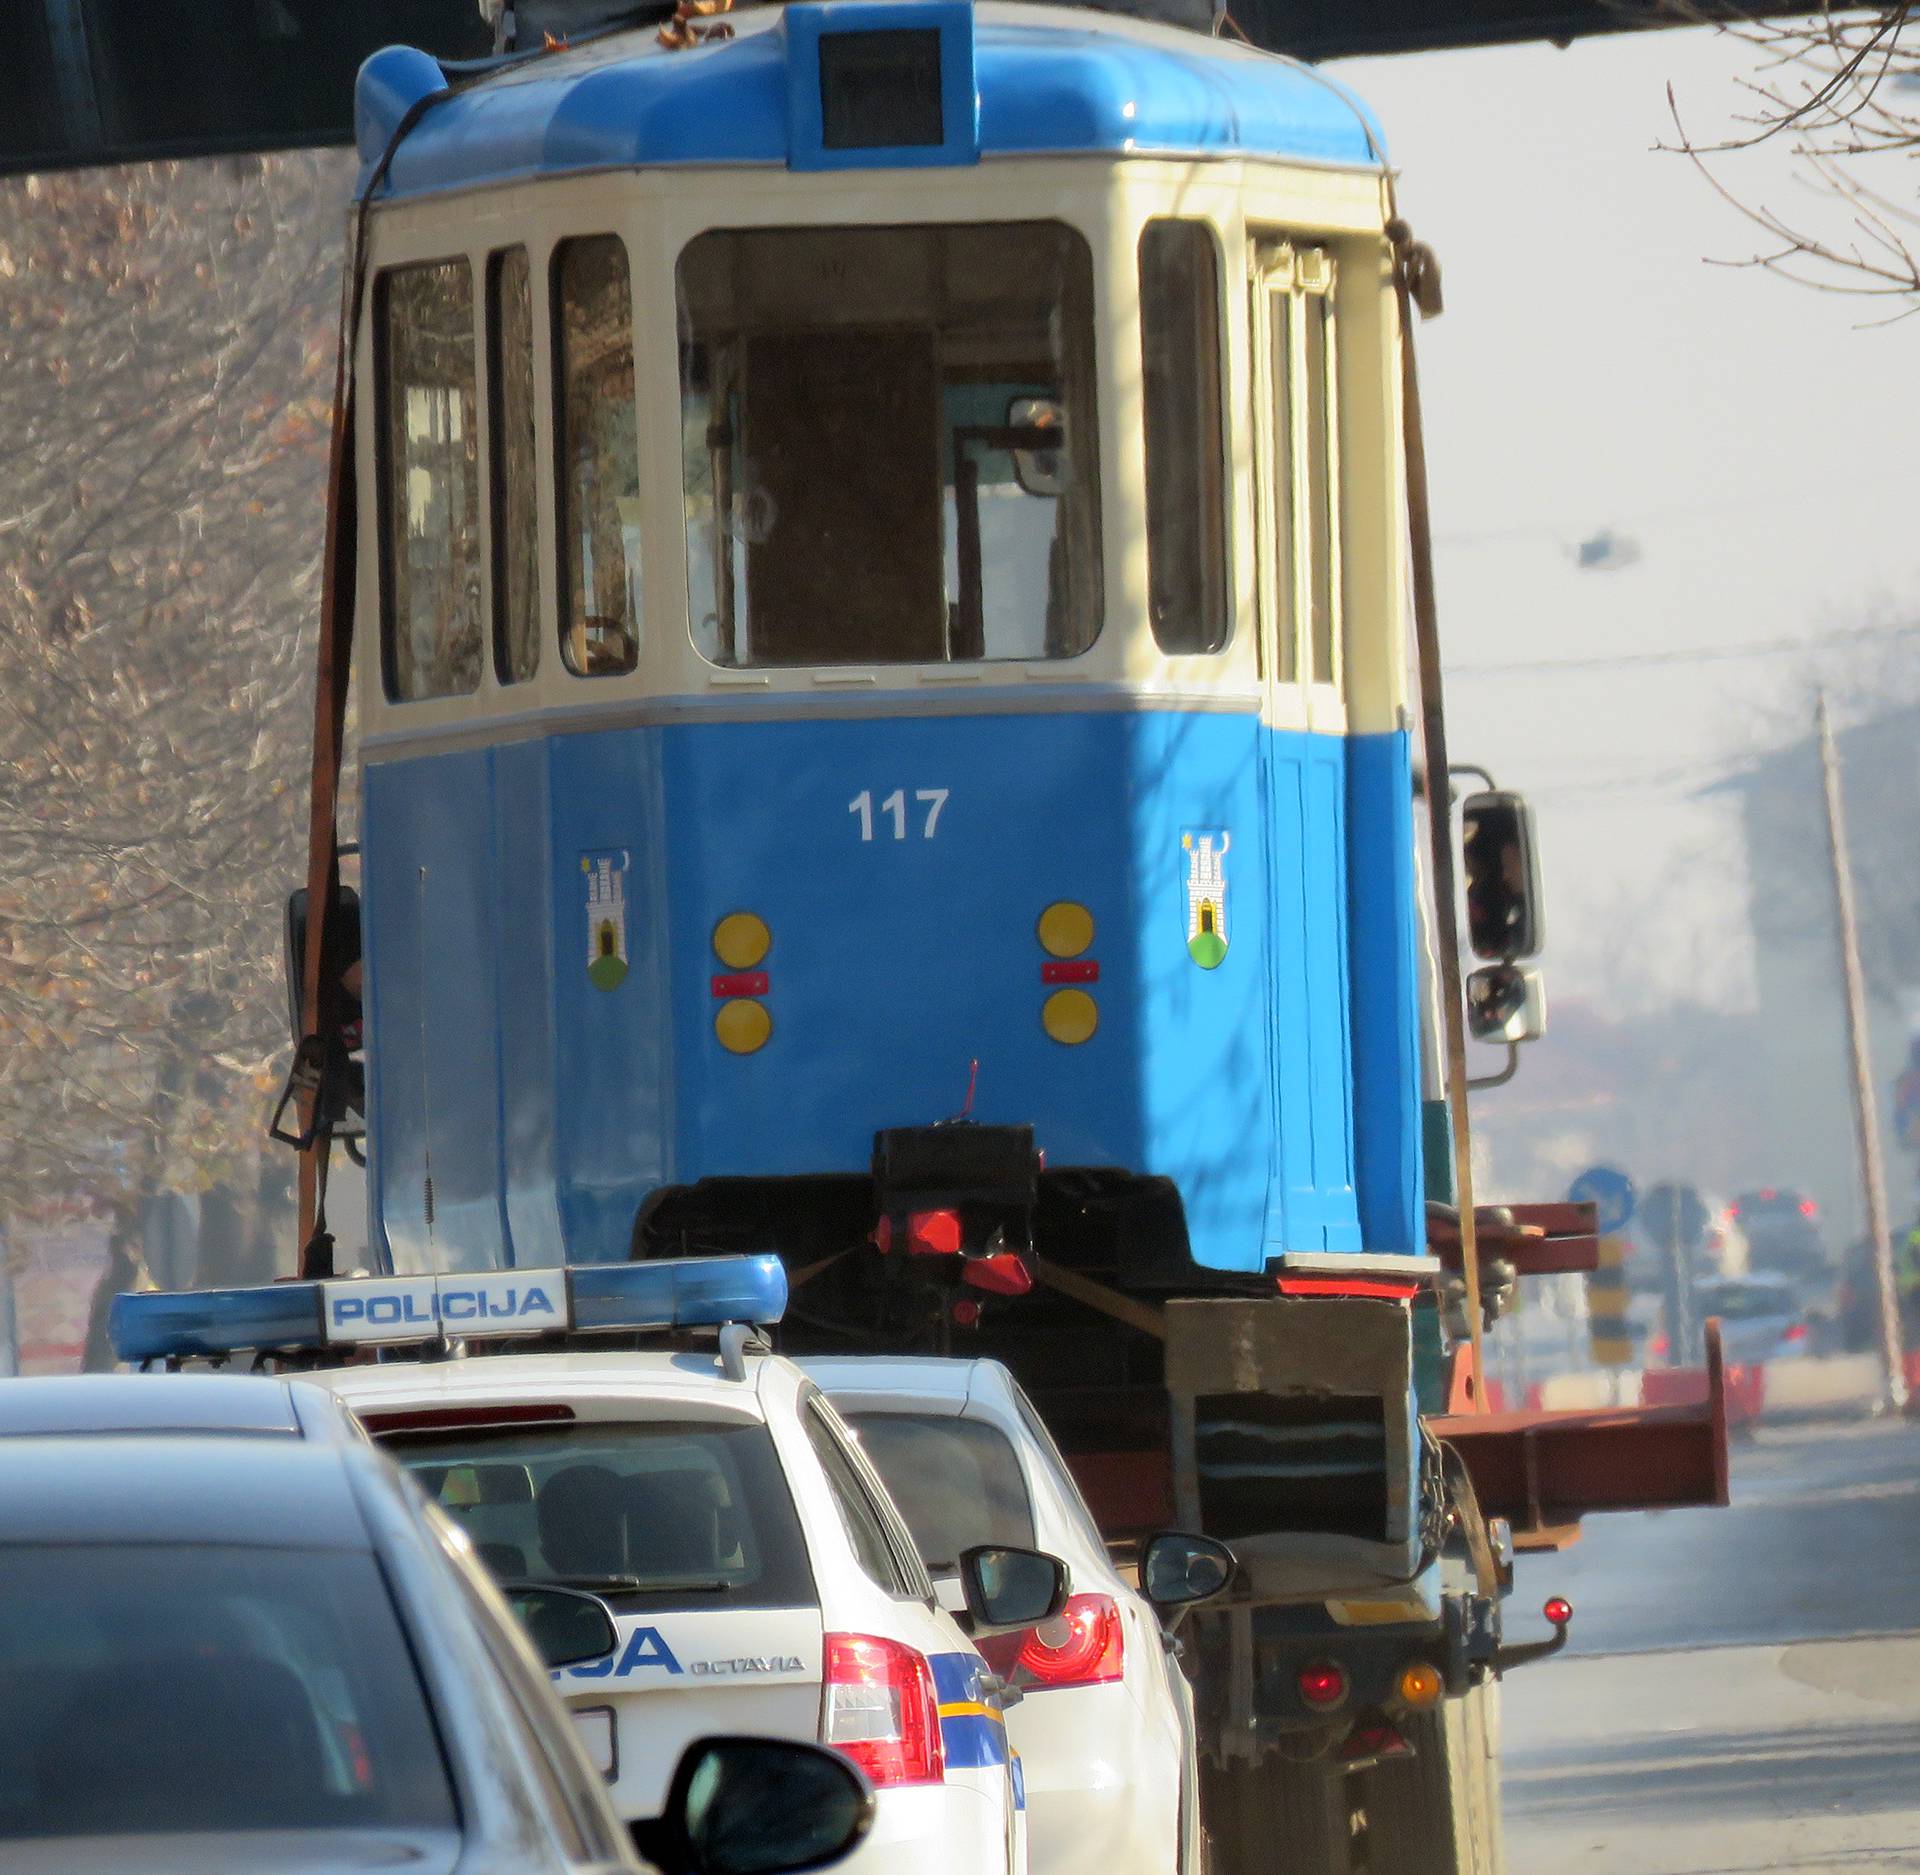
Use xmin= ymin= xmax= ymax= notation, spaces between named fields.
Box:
xmin=1427 ymin=1321 xmax=1731 ymax=1542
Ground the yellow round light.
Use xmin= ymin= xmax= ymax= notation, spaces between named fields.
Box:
xmin=714 ymin=998 xmax=772 ymax=1055
xmin=1042 ymin=989 xmax=1098 ymax=1046
xmin=1397 ymin=1662 xmax=1444 ymax=1710
xmin=713 ymin=912 xmax=771 ymax=970
xmin=1036 ymin=901 xmax=1095 ymax=959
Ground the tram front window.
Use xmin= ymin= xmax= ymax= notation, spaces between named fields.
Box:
xmin=677 ymin=222 xmax=1101 ymax=668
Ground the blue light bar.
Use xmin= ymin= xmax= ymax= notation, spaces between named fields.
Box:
xmin=110 ymin=1254 xmax=789 ymax=1365
xmin=571 ymin=1255 xmax=788 ymax=1336
xmin=112 ymin=1283 xmax=326 ymax=1364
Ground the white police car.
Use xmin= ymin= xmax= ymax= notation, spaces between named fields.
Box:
xmin=113 ymin=1258 xmax=1060 ymax=1875
xmin=803 ymin=1356 xmax=1235 ymax=1875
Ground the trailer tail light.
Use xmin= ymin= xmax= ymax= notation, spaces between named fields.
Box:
xmin=1297 ymin=1661 xmax=1348 ymax=1710
xmin=822 ymin=1634 xmax=945 ymax=1787
xmin=976 ymin=1592 xmax=1124 ymax=1690
xmin=963 ymin=1251 xmax=1033 ymax=1297
xmin=1396 ymin=1661 xmax=1443 ymax=1710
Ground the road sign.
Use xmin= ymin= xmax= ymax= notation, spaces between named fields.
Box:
xmin=1568 ymin=1165 xmax=1636 ymax=1234
xmin=1640 ymin=1182 xmax=1710 ymax=1252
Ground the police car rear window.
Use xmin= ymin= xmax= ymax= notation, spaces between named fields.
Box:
xmin=386 ymin=1419 xmax=817 ymax=1611
xmin=0 ymin=1544 xmax=456 ymax=1841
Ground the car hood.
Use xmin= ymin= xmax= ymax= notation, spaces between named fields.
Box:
xmin=0 ymin=1829 xmax=462 ymax=1875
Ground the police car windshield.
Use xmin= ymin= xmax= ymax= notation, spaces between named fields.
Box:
xmin=841 ymin=1412 xmax=1035 ymax=1571
xmin=0 ymin=1544 xmax=455 ymax=1842
xmin=385 ymin=1420 xmax=816 ymax=1611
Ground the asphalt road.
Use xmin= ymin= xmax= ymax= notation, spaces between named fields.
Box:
xmin=1501 ymin=1413 xmax=1920 ymax=1874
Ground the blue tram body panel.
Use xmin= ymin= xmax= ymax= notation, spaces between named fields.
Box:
xmin=353 ymin=6 xmax=1386 ymax=200
xmin=360 ymin=713 xmax=1421 ymax=1276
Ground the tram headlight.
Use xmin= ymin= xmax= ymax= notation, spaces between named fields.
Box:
xmin=1042 ymin=988 xmax=1098 ymax=1046
xmin=713 ymin=912 xmax=772 ymax=971
xmin=715 ymin=998 xmax=773 ymax=1055
xmin=1037 ymin=901 xmax=1094 ymax=959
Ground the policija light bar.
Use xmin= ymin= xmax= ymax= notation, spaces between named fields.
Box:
xmin=111 ymin=1253 xmax=787 ymax=1366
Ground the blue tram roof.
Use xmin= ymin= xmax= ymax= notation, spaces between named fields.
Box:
xmin=356 ymin=1 xmax=1386 ymax=200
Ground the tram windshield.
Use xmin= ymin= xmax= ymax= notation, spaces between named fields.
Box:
xmin=677 ymin=221 xmax=1102 ymax=668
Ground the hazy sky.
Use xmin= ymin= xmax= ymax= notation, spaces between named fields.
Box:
xmin=1331 ymin=26 xmax=1920 ymax=1018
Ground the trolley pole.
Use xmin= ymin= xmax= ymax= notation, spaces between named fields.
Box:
xmin=1816 ymin=692 xmax=1908 ymax=1412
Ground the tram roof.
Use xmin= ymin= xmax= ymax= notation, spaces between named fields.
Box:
xmin=355 ymin=1 xmax=1387 ymax=202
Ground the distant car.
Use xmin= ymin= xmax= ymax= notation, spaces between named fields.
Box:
xmin=1728 ymin=1189 xmax=1829 ymax=1284
xmin=0 ymin=1432 xmax=872 ymax=1875
xmin=801 ymin=1354 xmax=1235 ymax=1875
xmin=1690 ymin=1273 xmax=1814 ymax=1369
xmin=0 ymin=1371 xmax=363 ymax=1443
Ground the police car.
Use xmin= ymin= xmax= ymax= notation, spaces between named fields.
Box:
xmin=113 ymin=1258 xmax=1061 ymax=1875
xmin=803 ymin=1356 xmax=1235 ymax=1875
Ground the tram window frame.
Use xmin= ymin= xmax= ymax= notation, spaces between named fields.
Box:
xmin=373 ymin=255 xmax=485 ymax=706
xmin=488 ymin=245 xmax=540 ymax=687
xmin=1250 ymin=241 xmax=1343 ymax=709
xmin=1138 ymin=219 xmax=1231 ymax=657
xmin=552 ymin=234 xmax=643 ymax=680
xmin=674 ymin=219 xmax=1104 ymax=671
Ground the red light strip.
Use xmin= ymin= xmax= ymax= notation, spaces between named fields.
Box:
xmin=1276 ymin=1277 xmax=1422 ymax=1300
xmin=1042 ymin=960 xmax=1099 ymax=984
xmin=712 ymin=972 xmax=770 ymax=997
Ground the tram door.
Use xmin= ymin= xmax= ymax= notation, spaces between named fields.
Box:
xmin=1249 ymin=239 xmax=1361 ymax=1254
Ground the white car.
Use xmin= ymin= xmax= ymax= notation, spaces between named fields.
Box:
xmin=802 ymin=1356 xmax=1231 ymax=1875
xmin=113 ymin=1256 xmax=1057 ymax=1875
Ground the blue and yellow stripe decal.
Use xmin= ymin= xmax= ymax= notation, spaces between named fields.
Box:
xmin=931 ymin=1651 xmax=1010 ymax=1771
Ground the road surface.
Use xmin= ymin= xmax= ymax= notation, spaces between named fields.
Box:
xmin=1503 ymin=1413 xmax=1920 ymax=1874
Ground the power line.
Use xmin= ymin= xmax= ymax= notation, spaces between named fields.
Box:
xmin=1446 ymin=619 xmax=1920 ymax=678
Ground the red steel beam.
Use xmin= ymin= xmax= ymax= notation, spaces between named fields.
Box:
xmin=1429 ymin=1322 xmax=1730 ymax=1537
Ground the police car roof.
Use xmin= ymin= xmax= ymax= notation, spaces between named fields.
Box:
xmin=798 ymin=1354 xmax=992 ymax=1403
xmin=321 ymin=1347 xmax=777 ymax=1414
xmin=0 ymin=1372 xmax=317 ymax=1439
xmin=0 ymin=1436 xmax=372 ymax=1549
xmin=357 ymin=0 xmax=1385 ymax=201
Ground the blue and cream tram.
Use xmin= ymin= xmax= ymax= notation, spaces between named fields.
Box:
xmin=345 ymin=0 xmax=1429 ymax=1319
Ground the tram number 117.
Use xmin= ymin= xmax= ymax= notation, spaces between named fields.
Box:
xmin=849 ymin=788 xmax=949 ymax=842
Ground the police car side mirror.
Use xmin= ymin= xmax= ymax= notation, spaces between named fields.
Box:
xmin=957 ymin=1544 xmax=1070 ymax=1634
xmin=1140 ymin=1531 xmax=1236 ymax=1609
xmin=638 ymin=1735 xmax=875 ymax=1875
xmin=500 ymin=1584 xmax=618 ymax=1670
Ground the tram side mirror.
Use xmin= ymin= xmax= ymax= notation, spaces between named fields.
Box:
xmin=1008 ymin=396 xmax=1068 ymax=498
xmin=282 ymin=884 xmax=363 ymax=1053
xmin=1467 ymin=964 xmax=1547 ymax=1046
xmin=1460 ymin=790 xmax=1543 ymax=962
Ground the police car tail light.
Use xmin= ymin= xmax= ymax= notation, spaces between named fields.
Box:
xmin=821 ymin=1632 xmax=945 ymax=1787
xmin=978 ymin=1592 xmax=1123 ymax=1690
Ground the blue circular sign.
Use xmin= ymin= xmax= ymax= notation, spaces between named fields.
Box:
xmin=1568 ymin=1165 xmax=1637 ymax=1234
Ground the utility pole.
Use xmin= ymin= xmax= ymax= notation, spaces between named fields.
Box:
xmin=1817 ymin=692 xmax=1908 ymax=1411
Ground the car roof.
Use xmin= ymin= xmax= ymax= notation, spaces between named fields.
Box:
xmin=0 ymin=1436 xmax=372 ymax=1549
xmin=319 ymin=1347 xmax=778 ymax=1420
xmin=0 ymin=1372 xmax=312 ymax=1438
xmin=801 ymin=1355 xmax=1030 ymax=1427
